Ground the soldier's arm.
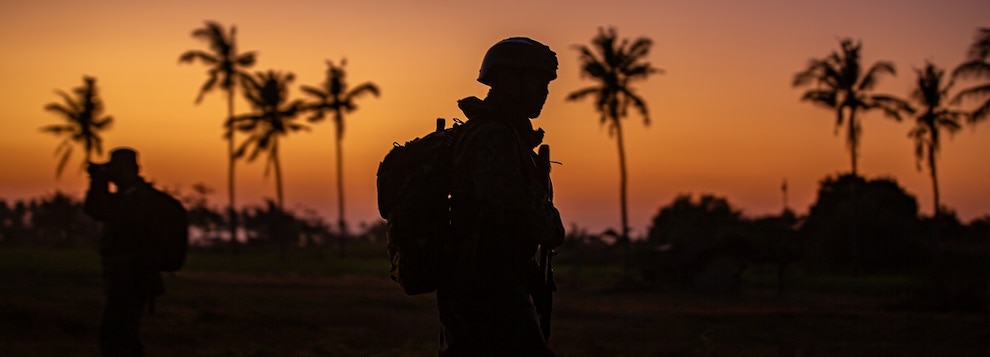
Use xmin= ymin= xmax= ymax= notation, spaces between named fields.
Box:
xmin=83 ymin=177 xmax=112 ymax=221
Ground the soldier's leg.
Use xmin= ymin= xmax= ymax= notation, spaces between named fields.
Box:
xmin=100 ymin=290 xmax=147 ymax=357
xmin=438 ymin=286 xmax=551 ymax=356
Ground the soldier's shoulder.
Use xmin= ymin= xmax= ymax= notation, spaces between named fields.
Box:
xmin=143 ymin=185 xmax=184 ymax=208
xmin=457 ymin=119 xmax=515 ymax=144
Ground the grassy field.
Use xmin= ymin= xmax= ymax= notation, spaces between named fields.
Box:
xmin=2 ymin=247 xmax=988 ymax=356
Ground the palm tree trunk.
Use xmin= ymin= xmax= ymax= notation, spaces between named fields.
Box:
xmin=846 ymin=109 xmax=860 ymax=271
xmin=334 ymin=113 xmax=347 ymax=258
xmin=614 ymin=118 xmax=631 ymax=273
xmin=928 ymin=144 xmax=940 ymax=217
xmin=84 ymin=145 xmax=92 ymax=167
xmin=847 ymin=113 xmax=859 ymax=177
xmin=273 ymin=141 xmax=286 ymax=261
xmin=927 ymin=140 xmax=940 ymax=273
xmin=227 ymin=90 xmax=239 ymax=255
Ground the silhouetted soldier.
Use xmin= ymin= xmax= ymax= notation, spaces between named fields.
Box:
xmin=440 ymin=37 xmax=565 ymax=356
xmin=84 ymin=148 xmax=186 ymax=356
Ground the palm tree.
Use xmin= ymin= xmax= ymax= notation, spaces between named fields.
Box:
xmin=793 ymin=39 xmax=912 ymax=176
xmin=178 ymin=20 xmax=257 ymax=248
xmin=233 ymin=70 xmax=307 ymax=260
xmin=39 ymin=76 xmax=114 ymax=178
xmin=952 ymin=27 xmax=990 ymax=126
xmin=908 ymin=62 xmax=967 ymax=217
xmin=232 ymin=70 xmax=308 ymax=212
xmin=300 ymin=59 xmax=379 ymax=238
xmin=566 ymin=27 xmax=661 ymax=258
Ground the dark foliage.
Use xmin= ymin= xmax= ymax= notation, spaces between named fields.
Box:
xmin=801 ymin=174 xmax=923 ymax=273
xmin=643 ymin=194 xmax=749 ymax=293
xmin=0 ymin=188 xmax=373 ymax=254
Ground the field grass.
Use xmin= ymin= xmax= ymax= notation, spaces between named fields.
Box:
xmin=2 ymin=247 xmax=989 ymax=356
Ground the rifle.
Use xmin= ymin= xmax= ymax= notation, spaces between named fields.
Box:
xmin=534 ymin=144 xmax=557 ymax=341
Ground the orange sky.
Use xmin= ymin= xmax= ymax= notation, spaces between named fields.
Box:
xmin=2 ymin=0 xmax=989 ymax=235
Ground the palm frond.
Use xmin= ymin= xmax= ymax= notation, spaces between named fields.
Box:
xmin=965 ymin=27 xmax=990 ymax=61
xmin=581 ymin=61 xmax=608 ymax=80
xmin=621 ymin=87 xmax=650 ymax=125
xmin=870 ymin=94 xmax=914 ymax=121
xmin=566 ymin=86 xmax=600 ymax=102
xmin=39 ymin=124 xmax=75 ymax=135
xmin=306 ymin=111 xmax=326 ymax=123
xmin=951 ymin=61 xmax=990 ymax=80
xmin=936 ymin=116 xmax=963 ymax=134
xmin=55 ymin=145 xmax=73 ymax=178
xmin=178 ymin=50 xmax=219 ymax=65
xmin=233 ymin=138 xmax=253 ymax=160
xmin=792 ymin=61 xmax=822 ymax=87
xmin=858 ymin=61 xmax=896 ymax=91
xmin=236 ymin=51 xmax=257 ymax=66
xmin=235 ymin=121 xmax=259 ymax=132
xmin=93 ymin=116 xmax=113 ymax=129
xmin=43 ymin=103 xmax=77 ymax=121
xmin=971 ymin=100 xmax=990 ymax=124
xmin=195 ymin=69 xmax=220 ymax=104
xmin=346 ymin=82 xmax=380 ymax=100
xmin=624 ymin=63 xmax=660 ymax=80
xmin=799 ymin=89 xmax=838 ymax=108
xmin=625 ymin=37 xmax=653 ymax=61
xmin=300 ymin=85 xmax=327 ymax=100
xmin=53 ymin=89 xmax=81 ymax=113
xmin=951 ymin=83 xmax=990 ymax=105
xmin=286 ymin=122 xmax=310 ymax=132
xmin=832 ymin=109 xmax=846 ymax=135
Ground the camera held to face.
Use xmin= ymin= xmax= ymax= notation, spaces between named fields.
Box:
xmin=87 ymin=162 xmax=113 ymax=178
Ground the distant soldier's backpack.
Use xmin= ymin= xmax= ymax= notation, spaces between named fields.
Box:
xmin=376 ymin=118 xmax=465 ymax=295
xmin=145 ymin=187 xmax=190 ymax=272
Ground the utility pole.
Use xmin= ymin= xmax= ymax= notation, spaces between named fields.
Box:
xmin=781 ymin=179 xmax=789 ymax=212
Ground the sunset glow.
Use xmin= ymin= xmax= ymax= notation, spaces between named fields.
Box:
xmin=2 ymin=0 xmax=989 ymax=235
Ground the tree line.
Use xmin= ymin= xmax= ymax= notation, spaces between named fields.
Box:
xmin=0 ymin=185 xmax=383 ymax=252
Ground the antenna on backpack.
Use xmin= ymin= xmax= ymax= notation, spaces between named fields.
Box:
xmin=435 ymin=118 xmax=445 ymax=133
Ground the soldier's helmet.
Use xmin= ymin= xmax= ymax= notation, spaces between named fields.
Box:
xmin=478 ymin=37 xmax=557 ymax=86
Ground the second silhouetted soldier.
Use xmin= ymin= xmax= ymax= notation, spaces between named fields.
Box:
xmin=84 ymin=147 xmax=187 ymax=357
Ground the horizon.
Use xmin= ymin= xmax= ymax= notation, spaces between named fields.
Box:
xmin=2 ymin=0 xmax=989 ymax=235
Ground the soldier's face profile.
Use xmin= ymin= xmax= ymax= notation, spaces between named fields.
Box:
xmin=521 ymin=72 xmax=553 ymax=118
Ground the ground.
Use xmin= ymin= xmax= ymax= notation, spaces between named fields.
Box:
xmin=1 ymin=248 xmax=988 ymax=356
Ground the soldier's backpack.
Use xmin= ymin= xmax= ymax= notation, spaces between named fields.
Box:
xmin=376 ymin=118 xmax=466 ymax=295
xmin=146 ymin=187 xmax=190 ymax=272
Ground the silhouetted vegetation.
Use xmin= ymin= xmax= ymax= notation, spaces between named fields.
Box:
xmin=906 ymin=62 xmax=967 ymax=217
xmin=179 ymin=20 xmax=258 ymax=252
xmin=952 ymin=27 xmax=990 ymax=123
xmin=232 ymin=70 xmax=308 ymax=259
xmin=0 ymin=188 xmax=384 ymax=253
xmin=567 ymin=26 xmax=662 ymax=271
xmin=801 ymin=174 xmax=923 ymax=273
xmin=300 ymin=59 xmax=380 ymax=242
xmin=233 ymin=70 xmax=307 ymax=211
xmin=39 ymin=76 xmax=114 ymax=178
xmin=793 ymin=39 xmax=911 ymax=175
xmin=644 ymin=194 xmax=747 ymax=293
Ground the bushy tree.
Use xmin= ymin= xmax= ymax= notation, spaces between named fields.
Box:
xmin=645 ymin=194 xmax=747 ymax=292
xmin=802 ymin=174 xmax=923 ymax=272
